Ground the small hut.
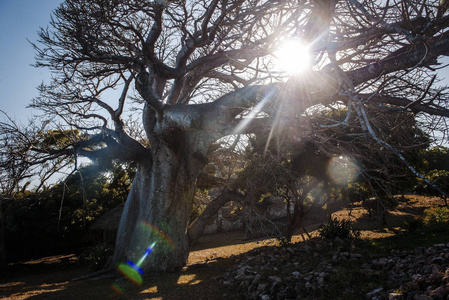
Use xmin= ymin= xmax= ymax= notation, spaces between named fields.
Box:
xmin=89 ymin=204 xmax=124 ymax=244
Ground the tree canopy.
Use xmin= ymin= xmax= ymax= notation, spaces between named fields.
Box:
xmin=26 ymin=0 xmax=449 ymax=162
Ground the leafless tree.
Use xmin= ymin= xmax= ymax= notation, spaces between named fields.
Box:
xmin=9 ymin=0 xmax=449 ymax=273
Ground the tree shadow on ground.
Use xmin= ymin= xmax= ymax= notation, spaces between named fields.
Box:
xmin=2 ymin=255 xmax=247 ymax=300
xmin=1 ymin=234 xmax=274 ymax=300
xmin=190 ymin=230 xmax=278 ymax=251
xmin=346 ymin=197 xmax=432 ymax=233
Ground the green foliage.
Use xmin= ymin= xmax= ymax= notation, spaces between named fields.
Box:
xmin=423 ymin=206 xmax=449 ymax=225
xmin=319 ymin=216 xmax=361 ymax=240
xmin=414 ymin=170 xmax=449 ymax=198
xmin=78 ymin=243 xmax=114 ymax=271
xmin=38 ymin=129 xmax=83 ymax=150
xmin=413 ymin=146 xmax=449 ymax=199
xmin=420 ymin=146 xmax=449 ymax=172
xmin=4 ymin=161 xmax=134 ymax=261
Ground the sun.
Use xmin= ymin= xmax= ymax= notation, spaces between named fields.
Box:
xmin=275 ymin=40 xmax=311 ymax=74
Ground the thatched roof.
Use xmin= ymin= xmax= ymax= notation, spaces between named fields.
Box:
xmin=90 ymin=204 xmax=124 ymax=231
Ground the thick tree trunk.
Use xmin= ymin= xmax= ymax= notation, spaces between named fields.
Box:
xmin=110 ymin=144 xmax=202 ymax=273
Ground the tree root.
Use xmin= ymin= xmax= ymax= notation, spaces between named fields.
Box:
xmin=72 ymin=267 xmax=118 ymax=281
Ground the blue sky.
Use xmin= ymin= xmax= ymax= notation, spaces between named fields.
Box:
xmin=0 ymin=0 xmax=62 ymax=122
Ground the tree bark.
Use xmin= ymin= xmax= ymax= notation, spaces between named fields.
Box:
xmin=110 ymin=143 xmax=203 ymax=273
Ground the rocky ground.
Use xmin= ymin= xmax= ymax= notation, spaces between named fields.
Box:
xmin=216 ymin=237 xmax=449 ymax=300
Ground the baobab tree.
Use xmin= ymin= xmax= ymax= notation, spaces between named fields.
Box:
xmin=6 ymin=0 xmax=449 ymax=273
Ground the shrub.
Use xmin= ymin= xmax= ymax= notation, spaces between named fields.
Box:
xmin=423 ymin=206 xmax=449 ymax=225
xmin=319 ymin=216 xmax=361 ymax=240
xmin=78 ymin=243 xmax=114 ymax=271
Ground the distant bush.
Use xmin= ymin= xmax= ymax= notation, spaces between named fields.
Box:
xmin=414 ymin=170 xmax=449 ymax=202
xmin=423 ymin=206 xmax=449 ymax=225
xmin=78 ymin=243 xmax=114 ymax=271
xmin=319 ymin=216 xmax=361 ymax=240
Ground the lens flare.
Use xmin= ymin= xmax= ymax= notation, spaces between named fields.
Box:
xmin=328 ymin=156 xmax=360 ymax=186
xmin=233 ymin=86 xmax=277 ymax=134
xmin=117 ymin=263 xmax=143 ymax=285
xmin=116 ymin=242 xmax=157 ymax=285
xmin=117 ymin=223 xmax=173 ymax=285
xmin=137 ymin=242 xmax=156 ymax=266
xmin=126 ymin=260 xmax=144 ymax=275
xmin=111 ymin=283 xmax=123 ymax=293
xmin=140 ymin=222 xmax=175 ymax=248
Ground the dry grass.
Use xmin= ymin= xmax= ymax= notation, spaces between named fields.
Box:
xmin=0 ymin=195 xmax=443 ymax=300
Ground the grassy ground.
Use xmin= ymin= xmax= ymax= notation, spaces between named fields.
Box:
xmin=1 ymin=195 xmax=448 ymax=300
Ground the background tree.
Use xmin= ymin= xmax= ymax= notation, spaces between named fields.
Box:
xmin=421 ymin=146 xmax=449 ymax=172
xmin=0 ymin=119 xmax=135 ymax=266
xmin=4 ymin=159 xmax=133 ymax=262
xmin=3 ymin=0 xmax=449 ymax=274
xmin=415 ymin=146 xmax=449 ymax=204
xmin=0 ymin=116 xmax=72 ymax=271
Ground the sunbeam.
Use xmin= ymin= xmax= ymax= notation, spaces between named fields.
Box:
xmin=233 ymin=86 xmax=277 ymax=134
